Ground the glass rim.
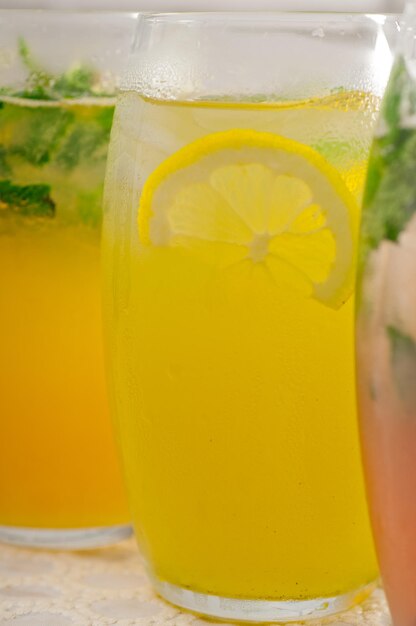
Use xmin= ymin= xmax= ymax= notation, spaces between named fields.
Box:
xmin=137 ymin=11 xmax=398 ymax=21
xmin=0 ymin=8 xmax=139 ymax=16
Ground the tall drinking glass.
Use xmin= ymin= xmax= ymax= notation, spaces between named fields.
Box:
xmin=356 ymin=5 xmax=416 ymax=625
xmin=103 ymin=13 xmax=396 ymax=622
xmin=0 ymin=11 xmax=137 ymax=549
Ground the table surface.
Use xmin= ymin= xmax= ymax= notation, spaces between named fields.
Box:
xmin=0 ymin=538 xmax=392 ymax=625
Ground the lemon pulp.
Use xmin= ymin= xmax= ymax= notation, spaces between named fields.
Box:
xmin=139 ymin=129 xmax=359 ymax=308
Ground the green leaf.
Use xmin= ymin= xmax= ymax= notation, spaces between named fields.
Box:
xmin=0 ymin=179 xmax=55 ymax=217
xmin=18 ymin=37 xmax=53 ymax=97
xmin=361 ymin=130 xmax=416 ymax=252
xmin=52 ymin=65 xmax=97 ymax=99
xmin=77 ymin=186 xmax=104 ymax=228
xmin=55 ymin=112 xmax=112 ymax=171
xmin=387 ymin=325 xmax=416 ymax=413
xmin=388 ymin=325 xmax=416 ymax=354
xmin=362 ymin=131 xmax=416 ymax=248
xmin=0 ymin=146 xmax=11 ymax=176
xmin=13 ymin=86 xmax=54 ymax=101
xmin=19 ymin=38 xmax=43 ymax=76
xmin=0 ymin=39 xmax=111 ymax=101
xmin=11 ymin=39 xmax=113 ymax=101
xmin=360 ymin=55 xmax=416 ymax=261
xmin=95 ymin=106 xmax=115 ymax=134
xmin=11 ymin=106 xmax=74 ymax=166
xmin=382 ymin=57 xmax=407 ymax=130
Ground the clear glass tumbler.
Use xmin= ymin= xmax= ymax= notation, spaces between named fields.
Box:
xmin=103 ymin=12 xmax=397 ymax=622
xmin=356 ymin=4 xmax=416 ymax=625
xmin=0 ymin=10 xmax=137 ymax=549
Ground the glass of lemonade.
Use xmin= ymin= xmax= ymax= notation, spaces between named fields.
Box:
xmin=356 ymin=5 xmax=416 ymax=625
xmin=103 ymin=12 xmax=396 ymax=622
xmin=0 ymin=10 xmax=137 ymax=549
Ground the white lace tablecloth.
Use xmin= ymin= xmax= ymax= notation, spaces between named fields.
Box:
xmin=0 ymin=538 xmax=392 ymax=625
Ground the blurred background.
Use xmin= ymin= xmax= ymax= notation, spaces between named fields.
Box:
xmin=0 ymin=0 xmax=406 ymax=12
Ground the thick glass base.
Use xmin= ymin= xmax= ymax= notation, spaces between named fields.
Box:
xmin=153 ymin=578 xmax=376 ymax=623
xmin=0 ymin=524 xmax=132 ymax=550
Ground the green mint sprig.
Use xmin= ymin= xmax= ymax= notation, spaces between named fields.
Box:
xmin=0 ymin=179 xmax=55 ymax=217
xmin=0 ymin=38 xmax=112 ymax=101
xmin=0 ymin=41 xmax=115 ymax=227
xmin=360 ymin=57 xmax=416 ymax=256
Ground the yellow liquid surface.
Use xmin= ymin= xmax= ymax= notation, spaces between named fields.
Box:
xmin=103 ymin=91 xmax=379 ymax=599
xmin=0 ymin=99 xmax=129 ymax=528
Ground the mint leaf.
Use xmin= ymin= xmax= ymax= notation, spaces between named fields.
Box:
xmin=77 ymin=186 xmax=104 ymax=228
xmin=360 ymin=56 xmax=416 ymax=259
xmin=0 ymin=179 xmax=55 ymax=217
xmin=53 ymin=65 xmax=97 ymax=99
xmin=388 ymin=325 xmax=416 ymax=354
xmin=56 ymin=123 xmax=99 ymax=169
xmin=382 ymin=57 xmax=407 ymax=130
xmin=11 ymin=106 xmax=74 ymax=166
xmin=0 ymin=146 xmax=11 ymax=176
xmin=10 ymin=39 xmax=112 ymax=101
xmin=361 ymin=130 xmax=416 ymax=250
xmin=0 ymin=39 xmax=114 ymax=101
xmin=17 ymin=37 xmax=54 ymax=100
xmin=19 ymin=38 xmax=46 ymax=78
xmin=95 ymin=106 xmax=115 ymax=134
xmin=13 ymin=86 xmax=54 ymax=101
xmin=55 ymin=108 xmax=113 ymax=171
xmin=0 ymin=97 xmax=113 ymax=176
xmin=388 ymin=325 xmax=416 ymax=413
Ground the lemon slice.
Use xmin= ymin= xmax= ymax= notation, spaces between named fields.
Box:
xmin=138 ymin=129 xmax=359 ymax=308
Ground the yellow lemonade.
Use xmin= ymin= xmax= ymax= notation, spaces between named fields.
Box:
xmin=0 ymin=98 xmax=128 ymax=529
xmin=103 ymin=91 xmax=378 ymax=599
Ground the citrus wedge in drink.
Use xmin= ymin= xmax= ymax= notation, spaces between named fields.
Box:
xmin=139 ymin=129 xmax=359 ymax=309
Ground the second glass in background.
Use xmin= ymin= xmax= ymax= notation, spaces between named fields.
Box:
xmin=0 ymin=10 xmax=137 ymax=549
